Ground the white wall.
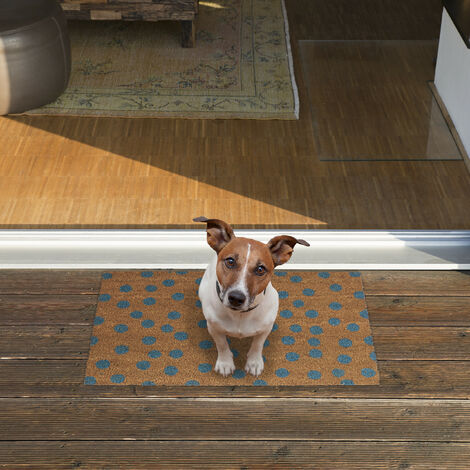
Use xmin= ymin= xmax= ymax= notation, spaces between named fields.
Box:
xmin=435 ymin=8 xmax=470 ymax=159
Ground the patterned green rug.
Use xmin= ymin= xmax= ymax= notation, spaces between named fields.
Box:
xmin=29 ymin=0 xmax=299 ymax=119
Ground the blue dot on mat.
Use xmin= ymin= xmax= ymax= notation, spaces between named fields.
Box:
xmin=276 ymin=368 xmax=289 ymax=378
xmin=142 ymin=336 xmax=156 ymax=345
xmin=114 ymin=345 xmax=129 ymax=355
xmin=163 ymin=279 xmax=175 ymax=287
xmin=141 ymin=271 xmax=153 ymax=278
xmin=329 ymin=317 xmax=341 ymax=326
xmin=96 ymin=359 xmax=110 ymax=369
xmin=329 ymin=302 xmax=342 ymax=311
xmin=186 ymin=380 xmax=200 ymax=386
xmin=169 ymin=349 xmax=183 ymax=359
xmin=174 ymin=331 xmax=188 ymax=341
xmin=111 ymin=374 xmax=125 ymax=384
xmin=354 ymin=291 xmax=365 ymax=299
xmin=370 ymin=351 xmax=377 ymax=361
xmin=233 ymin=369 xmax=246 ymax=379
xmin=308 ymin=337 xmax=321 ymax=347
xmin=120 ymin=284 xmax=132 ymax=292
xmin=290 ymin=275 xmax=302 ymax=283
xmin=341 ymin=379 xmax=355 ymax=385
xmin=98 ymin=294 xmax=110 ymax=302
xmin=339 ymin=338 xmax=352 ymax=348
xmin=148 ymin=350 xmax=162 ymax=359
xmin=330 ymin=283 xmax=342 ymax=292
xmin=142 ymin=381 xmax=156 ymax=386
xmin=198 ymin=363 xmax=212 ymax=373
xmin=305 ymin=309 xmax=318 ymax=319
xmin=195 ymin=277 xmax=202 ymax=285
xmin=293 ymin=299 xmax=304 ymax=308
xmin=175 ymin=271 xmax=188 ymax=275
xmin=318 ymin=272 xmax=330 ymax=279
xmin=102 ymin=273 xmax=112 ymax=279
xmin=337 ymin=354 xmax=352 ymax=364
xmin=230 ymin=348 xmax=239 ymax=358
xmin=282 ymin=336 xmax=295 ymax=345
xmin=164 ymin=366 xmax=178 ymax=376
xmin=290 ymin=324 xmax=302 ymax=333
xmin=303 ymin=288 xmax=315 ymax=296
xmin=90 ymin=336 xmax=98 ymax=346
xmin=271 ymin=323 xmax=279 ymax=332
xmin=172 ymin=293 xmax=184 ymax=301
xmin=308 ymin=370 xmax=322 ymax=380
xmin=145 ymin=285 xmax=157 ymax=292
xmin=362 ymin=368 xmax=376 ymax=378
xmin=309 ymin=349 xmax=322 ymax=358
xmin=117 ymin=300 xmax=130 ymax=309
xmin=143 ymin=297 xmax=156 ymax=306
xmin=278 ymin=291 xmax=289 ymax=299
xmin=332 ymin=368 xmax=345 ymax=377
xmin=360 ymin=309 xmax=369 ymax=319
xmin=347 ymin=323 xmax=360 ymax=332
xmin=141 ymin=319 xmax=155 ymax=329
xmin=198 ymin=319 xmax=207 ymax=328
xmin=84 ymin=376 xmax=96 ymax=385
xmin=168 ymin=310 xmax=181 ymax=320
xmin=130 ymin=310 xmax=143 ymax=319
xmin=264 ymin=339 xmax=270 ymax=347
xmin=253 ymin=379 xmax=267 ymax=386
xmin=310 ymin=326 xmax=323 ymax=335
xmin=161 ymin=324 xmax=174 ymax=333
xmin=286 ymin=352 xmax=300 ymax=362
xmin=280 ymin=309 xmax=293 ymax=319
xmin=364 ymin=336 xmax=374 ymax=346
xmin=114 ymin=324 xmax=128 ymax=333
xmin=199 ymin=340 xmax=213 ymax=350
xmin=195 ymin=300 xmax=202 ymax=308
xmin=349 ymin=271 xmax=361 ymax=277
xmin=275 ymin=271 xmax=287 ymax=277
xmin=137 ymin=361 xmax=150 ymax=370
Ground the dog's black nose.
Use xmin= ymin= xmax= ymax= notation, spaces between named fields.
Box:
xmin=228 ymin=290 xmax=246 ymax=307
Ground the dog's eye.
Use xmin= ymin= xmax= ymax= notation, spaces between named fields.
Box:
xmin=225 ymin=257 xmax=236 ymax=268
xmin=255 ymin=265 xmax=266 ymax=276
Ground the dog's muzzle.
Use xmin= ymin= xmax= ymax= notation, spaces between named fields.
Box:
xmin=215 ymin=280 xmax=262 ymax=312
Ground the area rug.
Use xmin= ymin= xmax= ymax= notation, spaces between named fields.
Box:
xmin=28 ymin=0 xmax=298 ymax=119
xmin=85 ymin=270 xmax=379 ymax=386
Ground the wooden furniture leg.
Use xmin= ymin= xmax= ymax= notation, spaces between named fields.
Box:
xmin=181 ymin=20 xmax=196 ymax=48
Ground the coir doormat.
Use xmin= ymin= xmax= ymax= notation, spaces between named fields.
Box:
xmin=85 ymin=270 xmax=379 ymax=386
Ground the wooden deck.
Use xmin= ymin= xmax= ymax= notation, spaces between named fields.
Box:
xmin=1 ymin=269 xmax=470 ymax=468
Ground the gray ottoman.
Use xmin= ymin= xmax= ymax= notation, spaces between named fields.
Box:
xmin=0 ymin=0 xmax=71 ymax=114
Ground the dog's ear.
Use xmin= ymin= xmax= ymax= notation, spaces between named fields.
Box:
xmin=267 ymin=235 xmax=310 ymax=266
xmin=193 ymin=216 xmax=235 ymax=253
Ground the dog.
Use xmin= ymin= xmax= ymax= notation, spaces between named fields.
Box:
xmin=193 ymin=216 xmax=310 ymax=377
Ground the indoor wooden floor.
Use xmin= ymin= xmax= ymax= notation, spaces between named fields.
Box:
xmin=2 ymin=269 xmax=470 ymax=468
xmin=1 ymin=0 xmax=470 ymax=228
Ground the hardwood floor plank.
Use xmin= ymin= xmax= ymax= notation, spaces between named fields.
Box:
xmin=1 ymin=360 xmax=469 ymax=399
xmin=1 ymin=398 xmax=469 ymax=441
xmin=1 ymin=441 xmax=469 ymax=469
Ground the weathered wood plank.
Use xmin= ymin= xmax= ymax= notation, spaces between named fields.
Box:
xmin=1 ymin=441 xmax=469 ymax=469
xmin=362 ymin=271 xmax=470 ymax=296
xmin=2 ymin=324 xmax=469 ymax=360
xmin=367 ymin=296 xmax=470 ymax=326
xmin=1 ymin=398 xmax=469 ymax=441
xmin=1 ymin=360 xmax=470 ymax=399
xmin=0 ymin=271 xmax=101 ymax=295
xmin=0 ymin=295 xmax=97 ymax=325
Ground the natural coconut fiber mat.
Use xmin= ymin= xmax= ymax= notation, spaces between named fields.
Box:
xmin=85 ymin=270 xmax=379 ymax=386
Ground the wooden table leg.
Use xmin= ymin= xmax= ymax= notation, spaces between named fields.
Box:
xmin=181 ymin=20 xmax=196 ymax=48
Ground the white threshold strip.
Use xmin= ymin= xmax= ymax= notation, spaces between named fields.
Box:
xmin=0 ymin=230 xmax=469 ymax=269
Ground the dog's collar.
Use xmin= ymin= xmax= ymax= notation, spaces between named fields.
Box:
xmin=215 ymin=280 xmax=264 ymax=312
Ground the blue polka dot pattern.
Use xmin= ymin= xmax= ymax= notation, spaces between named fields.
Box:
xmin=354 ymin=291 xmax=365 ymax=299
xmin=163 ymin=279 xmax=175 ymax=287
xmin=96 ymin=360 xmax=110 ymax=369
xmin=84 ymin=376 xmax=97 ymax=385
xmin=176 ymin=271 xmax=188 ymax=275
xmin=293 ymin=299 xmax=304 ymax=308
xmin=282 ymin=336 xmax=295 ymax=345
xmin=186 ymin=380 xmax=200 ymax=386
xmin=303 ymin=288 xmax=315 ymax=296
xmin=102 ymin=273 xmax=112 ymax=279
xmin=286 ymin=352 xmax=300 ymax=361
xmin=145 ymin=285 xmax=157 ymax=292
xmin=141 ymin=271 xmax=153 ymax=277
xmin=148 ymin=350 xmax=162 ymax=359
xmin=264 ymin=339 xmax=270 ymax=347
xmin=359 ymin=309 xmax=369 ymax=319
xmin=99 ymin=294 xmax=110 ymax=302
xmin=195 ymin=277 xmax=202 ymax=285
xmin=230 ymin=348 xmax=239 ymax=358
xmin=364 ymin=336 xmax=374 ymax=346
xmin=337 ymin=354 xmax=352 ymax=364
xmin=111 ymin=374 xmax=125 ymax=384
xmin=332 ymin=368 xmax=345 ymax=377
xmin=161 ymin=324 xmax=174 ymax=333
xmin=290 ymin=275 xmax=302 ymax=283
xmin=310 ymin=326 xmax=323 ymax=335
xmin=117 ymin=300 xmax=130 ymax=309
xmin=174 ymin=332 xmax=188 ymax=341
xmin=275 ymin=368 xmax=289 ymax=378
xmin=137 ymin=361 xmax=150 ymax=370
xmin=349 ymin=271 xmax=361 ymax=277
xmin=329 ymin=302 xmax=342 ymax=311
xmin=274 ymin=271 xmax=287 ymax=276
xmin=308 ymin=337 xmax=321 ymax=347
xmin=309 ymin=349 xmax=322 ymax=358
xmin=141 ymin=319 xmax=155 ymax=329
xmin=278 ymin=291 xmax=289 ymax=299
xmin=253 ymin=379 xmax=267 ymax=385
xmin=199 ymin=340 xmax=213 ymax=349
xmin=318 ymin=272 xmax=330 ymax=279
xmin=329 ymin=283 xmax=342 ymax=292
xmin=305 ymin=310 xmax=318 ymax=318
xmin=198 ymin=363 xmax=212 ymax=373
xmin=164 ymin=366 xmax=178 ymax=376
xmin=370 ymin=351 xmax=377 ymax=361
xmin=308 ymin=370 xmax=322 ymax=380
xmin=142 ymin=381 xmax=156 ymax=386
xmin=347 ymin=323 xmax=360 ymax=332
xmin=169 ymin=349 xmax=183 ymax=359
xmin=195 ymin=300 xmax=202 ymax=308
xmin=280 ymin=309 xmax=293 ymax=319
xmin=143 ymin=297 xmax=156 ymax=306
xmin=341 ymin=379 xmax=354 ymax=385
xmin=290 ymin=324 xmax=302 ymax=333
xmin=328 ymin=318 xmax=341 ymax=326
xmin=172 ymin=293 xmax=184 ymax=301
xmin=120 ymin=284 xmax=132 ymax=292
xmin=271 ymin=323 xmax=279 ymax=332
xmin=168 ymin=311 xmax=181 ymax=320
xmin=142 ymin=336 xmax=156 ymax=345
xmin=198 ymin=319 xmax=207 ymax=328
xmin=114 ymin=324 xmax=128 ymax=333
xmin=130 ymin=311 xmax=143 ymax=319
xmin=233 ymin=369 xmax=246 ymax=379
xmin=339 ymin=338 xmax=353 ymax=348
xmin=94 ymin=316 xmax=104 ymax=326
xmin=90 ymin=336 xmax=98 ymax=346
xmin=361 ymin=368 xmax=376 ymax=378
xmin=115 ymin=345 xmax=129 ymax=355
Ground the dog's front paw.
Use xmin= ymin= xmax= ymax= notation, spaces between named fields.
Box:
xmin=245 ymin=355 xmax=264 ymax=377
xmin=214 ymin=356 xmax=236 ymax=377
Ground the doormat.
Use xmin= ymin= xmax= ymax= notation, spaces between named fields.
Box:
xmin=85 ymin=270 xmax=379 ymax=386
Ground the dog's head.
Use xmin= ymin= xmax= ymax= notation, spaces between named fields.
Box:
xmin=193 ymin=216 xmax=310 ymax=312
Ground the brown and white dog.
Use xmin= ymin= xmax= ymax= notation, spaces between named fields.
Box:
xmin=193 ymin=217 xmax=310 ymax=377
